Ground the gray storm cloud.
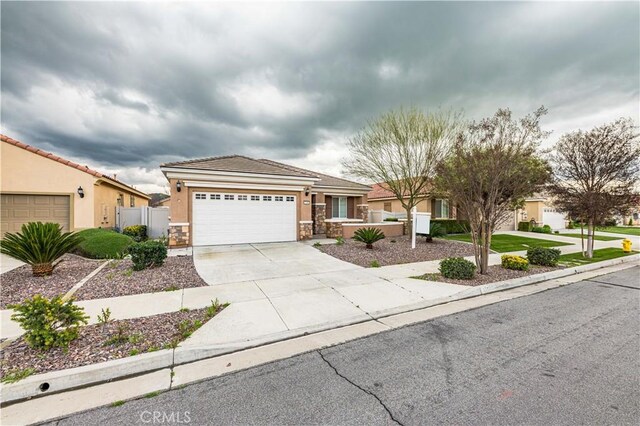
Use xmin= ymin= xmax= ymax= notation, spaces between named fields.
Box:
xmin=1 ymin=1 xmax=638 ymax=192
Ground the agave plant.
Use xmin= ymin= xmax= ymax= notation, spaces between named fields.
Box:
xmin=425 ymin=223 xmax=447 ymax=243
xmin=353 ymin=227 xmax=385 ymax=249
xmin=0 ymin=222 xmax=84 ymax=277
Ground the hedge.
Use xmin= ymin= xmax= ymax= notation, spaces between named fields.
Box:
xmin=75 ymin=228 xmax=134 ymax=259
xmin=527 ymin=247 xmax=561 ymax=266
xmin=518 ymin=221 xmax=533 ymax=232
xmin=439 ymin=257 xmax=476 ymax=280
xmin=430 ymin=219 xmax=470 ymax=235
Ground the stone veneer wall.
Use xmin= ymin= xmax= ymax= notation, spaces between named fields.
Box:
xmin=312 ymin=203 xmax=326 ymax=234
xmin=325 ymin=221 xmax=344 ymax=238
xmin=356 ymin=204 xmax=369 ymax=223
xmin=169 ymin=223 xmax=189 ymax=247
xmin=299 ymin=221 xmax=313 ymax=240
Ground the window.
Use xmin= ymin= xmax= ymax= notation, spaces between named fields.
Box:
xmin=434 ymin=199 xmax=450 ymax=219
xmin=263 ymin=196 xmax=272 ymax=201
xmin=275 ymin=196 xmax=284 ymax=202
xmin=383 ymin=202 xmax=392 ymax=212
xmin=332 ymin=197 xmax=348 ymax=218
xmin=195 ymin=193 xmax=206 ymax=200
xmin=224 ymin=194 xmax=234 ymax=200
xmin=238 ymin=195 xmax=248 ymax=201
xmin=210 ymin=194 xmax=221 ymax=200
xmin=251 ymin=195 xmax=260 ymax=201
xmin=286 ymin=196 xmax=295 ymax=202
xmin=130 ymin=195 xmax=135 ymax=207
xmin=117 ymin=193 xmax=124 ymax=207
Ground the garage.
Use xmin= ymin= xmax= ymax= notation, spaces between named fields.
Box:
xmin=1 ymin=194 xmax=70 ymax=236
xmin=192 ymin=192 xmax=297 ymax=245
xmin=543 ymin=208 xmax=566 ymax=230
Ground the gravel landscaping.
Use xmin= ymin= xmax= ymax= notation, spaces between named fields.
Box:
xmin=0 ymin=254 xmax=102 ymax=309
xmin=73 ymin=256 xmax=208 ymax=300
xmin=0 ymin=304 xmax=225 ymax=379
xmin=318 ymin=235 xmax=475 ymax=267
xmin=412 ymin=264 xmax=562 ymax=287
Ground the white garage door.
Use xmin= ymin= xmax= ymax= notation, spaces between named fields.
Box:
xmin=192 ymin=192 xmax=297 ymax=246
xmin=543 ymin=208 xmax=566 ymax=230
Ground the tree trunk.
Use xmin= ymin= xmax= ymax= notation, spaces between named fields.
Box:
xmin=32 ymin=262 xmax=53 ymax=277
xmin=366 ymin=243 xmax=373 ymax=249
xmin=580 ymin=222 xmax=585 ymax=256
xmin=405 ymin=206 xmax=413 ymax=236
xmin=480 ymin=221 xmax=491 ymax=274
xmin=586 ymin=219 xmax=594 ymax=259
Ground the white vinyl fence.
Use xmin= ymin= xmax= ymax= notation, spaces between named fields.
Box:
xmin=116 ymin=206 xmax=169 ymax=238
xmin=368 ymin=210 xmax=407 ymax=223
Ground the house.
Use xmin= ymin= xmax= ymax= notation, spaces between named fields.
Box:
xmin=367 ymin=183 xmax=456 ymax=220
xmin=516 ymin=194 xmax=567 ymax=230
xmin=1 ymin=135 xmax=150 ymax=235
xmin=160 ymin=155 xmax=371 ymax=246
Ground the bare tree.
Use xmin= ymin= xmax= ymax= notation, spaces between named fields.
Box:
xmin=548 ymin=118 xmax=640 ymax=258
xmin=436 ymin=107 xmax=551 ymax=274
xmin=343 ymin=107 xmax=462 ymax=233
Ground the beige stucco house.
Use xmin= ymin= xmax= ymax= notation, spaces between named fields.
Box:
xmin=1 ymin=134 xmax=150 ymax=235
xmin=367 ymin=183 xmax=457 ymax=220
xmin=160 ymin=156 xmax=371 ymax=247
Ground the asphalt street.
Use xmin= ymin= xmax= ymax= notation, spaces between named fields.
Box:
xmin=51 ymin=266 xmax=640 ymax=426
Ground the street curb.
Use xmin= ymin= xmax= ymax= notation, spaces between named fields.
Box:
xmin=2 ymin=254 xmax=638 ymax=407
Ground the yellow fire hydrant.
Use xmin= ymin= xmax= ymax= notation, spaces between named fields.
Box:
xmin=622 ymin=239 xmax=632 ymax=253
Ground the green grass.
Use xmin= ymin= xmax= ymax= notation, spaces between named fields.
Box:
xmin=75 ymin=228 xmax=134 ymax=259
xmin=443 ymin=234 xmax=572 ymax=253
xmin=558 ymin=248 xmax=639 ymax=267
xmin=557 ymin=233 xmax=623 ymax=241
xmin=0 ymin=367 xmax=35 ymax=384
xmin=595 ymin=226 xmax=640 ymax=237
xmin=110 ymin=400 xmax=125 ymax=407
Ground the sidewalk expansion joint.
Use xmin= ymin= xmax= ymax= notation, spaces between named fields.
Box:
xmin=317 ymin=350 xmax=404 ymax=426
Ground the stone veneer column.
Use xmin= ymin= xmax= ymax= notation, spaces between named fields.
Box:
xmin=312 ymin=203 xmax=326 ymax=234
xmin=299 ymin=221 xmax=313 ymax=240
xmin=169 ymin=223 xmax=190 ymax=247
xmin=356 ymin=204 xmax=369 ymax=223
xmin=325 ymin=221 xmax=344 ymax=238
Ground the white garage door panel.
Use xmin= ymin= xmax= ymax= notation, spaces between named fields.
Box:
xmin=543 ymin=208 xmax=566 ymax=230
xmin=192 ymin=193 xmax=296 ymax=245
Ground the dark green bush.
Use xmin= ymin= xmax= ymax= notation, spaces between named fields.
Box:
xmin=383 ymin=217 xmax=398 ymax=222
xmin=518 ymin=221 xmax=533 ymax=232
xmin=629 ymin=218 xmax=634 ymax=226
xmin=75 ymin=228 xmax=134 ymax=259
xmin=122 ymin=225 xmax=147 ymax=242
xmin=128 ymin=240 xmax=168 ymax=271
xmin=501 ymin=254 xmax=529 ymax=271
xmin=439 ymin=257 xmax=476 ymax=280
xmin=542 ymin=224 xmax=552 ymax=233
xmin=430 ymin=219 xmax=470 ymax=234
xmin=567 ymin=222 xmax=574 ymax=229
xmin=353 ymin=227 xmax=385 ymax=249
xmin=527 ymin=247 xmax=561 ymax=266
xmin=9 ymin=295 xmax=88 ymax=350
xmin=532 ymin=226 xmax=552 ymax=234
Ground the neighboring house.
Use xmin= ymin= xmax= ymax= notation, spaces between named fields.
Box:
xmin=367 ymin=183 xmax=456 ymax=220
xmin=1 ymin=135 xmax=150 ymax=235
xmin=160 ymin=155 xmax=371 ymax=246
xmin=497 ymin=194 xmax=567 ymax=231
xmin=155 ymin=196 xmax=171 ymax=208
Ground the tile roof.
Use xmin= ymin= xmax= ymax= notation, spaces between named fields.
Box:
xmin=162 ymin=155 xmax=371 ymax=191
xmin=1 ymin=134 xmax=150 ymax=199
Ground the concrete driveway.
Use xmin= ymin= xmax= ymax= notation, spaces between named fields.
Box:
xmin=0 ymin=253 xmax=24 ymax=274
xmin=187 ymin=242 xmax=468 ymax=350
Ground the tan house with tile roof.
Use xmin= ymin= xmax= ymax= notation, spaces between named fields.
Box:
xmin=1 ymin=134 xmax=150 ymax=235
xmin=160 ymin=155 xmax=371 ymax=246
xmin=367 ymin=182 xmax=456 ymax=220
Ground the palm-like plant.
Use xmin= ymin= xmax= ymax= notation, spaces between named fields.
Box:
xmin=0 ymin=222 xmax=84 ymax=277
xmin=353 ymin=227 xmax=385 ymax=249
xmin=425 ymin=223 xmax=447 ymax=243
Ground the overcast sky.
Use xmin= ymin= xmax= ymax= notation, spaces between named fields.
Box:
xmin=2 ymin=1 xmax=638 ymax=193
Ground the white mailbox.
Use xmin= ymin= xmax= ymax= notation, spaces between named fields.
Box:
xmin=414 ymin=212 xmax=431 ymax=235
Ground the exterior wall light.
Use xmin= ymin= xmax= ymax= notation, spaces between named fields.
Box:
xmin=77 ymin=186 xmax=85 ymax=198
xmin=304 ymin=186 xmax=310 ymax=196
xmin=176 ymin=181 xmax=182 ymax=192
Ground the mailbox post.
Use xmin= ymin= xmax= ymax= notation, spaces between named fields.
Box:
xmin=411 ymin=207 xmax=432 ymax=249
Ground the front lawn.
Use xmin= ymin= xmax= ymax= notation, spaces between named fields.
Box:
xmin=558 ymin=248 xmax=639 ymax=267
xmin=443 ymin=234 xmax=572 ymax=253
xmin=75 ymin=228 xmax=134 ymax=259
xmin=595 ymin=226 xmax=640 ymax=237
xmin=557 ymin=233 xmax=623 ymax=241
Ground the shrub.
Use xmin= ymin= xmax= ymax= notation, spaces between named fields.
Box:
xmin=603 ymin=219 xmax=617 ymax=227
xmin=75 ymin=228 xmax=134 ymax=259
xmin=567 ymin=222 xmax=574 ymax=229
xmin=9 ymin=295 xmax=88 ymax=350
xmin=0 ymin=222 xmax=84 ymax=276
xmin=430 ymin=220 xmax=470 ymax=234
xmin=128 ymin=240 xmax=168 ymax=271
xmin=122 ymin=225 xmax=147 ymax=242
xmin=383 ymin=217 xmax=398 ymax=222
xmin=629 ymin=218 xmax=634 ymax=226
xmin=527 ymin=247 xmax=561 ymax=266
xmin=501 ymin=254 xmax=529 ymax=271
xmin=439 ymin=257 xmax=476 ymax=280
xmin=370 ymin=260 xmax=381 ymax=268
xmin=335 ymin=236 xmax=345 ymax=246
xmin=353 ymin=227 xmax=385 ymax=249
xmin=425 ymin=222 xmax=447 ymax=243
xmin=518 ymin=221 xmax=533 ymax=232
xmin=532 ymin=226 xmax=551 ymax=234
